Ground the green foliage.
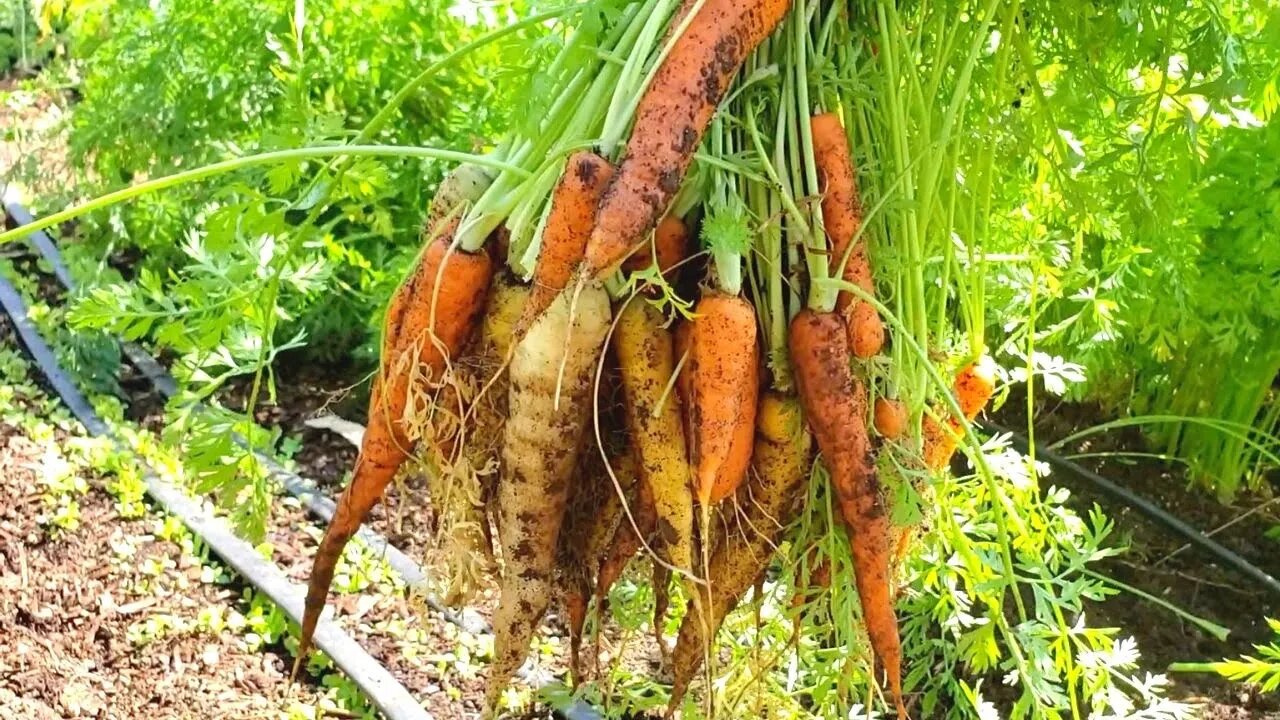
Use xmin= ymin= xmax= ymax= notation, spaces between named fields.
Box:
xmin=1172 ymin=618 xmax=1280 ymax=693
xmin=59 ymin=0 xmax=509 ymax=365
xmin=0 ymin=0 xmax=52 ymax=73
xmin=7 ymin=0 xmax=1277 ymax=716
xmin=985 ymin=0 xmax=1280 ymax=496
xmin=48 ymin=1 xmax=558 ymax=539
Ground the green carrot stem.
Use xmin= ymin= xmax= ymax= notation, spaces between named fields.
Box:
xmin=0 ymin=146 xmax=522 ymax=247
xmin=1082 ymin=570 xmax=1230 ymax=642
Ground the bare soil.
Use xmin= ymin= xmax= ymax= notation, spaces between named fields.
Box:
xmin=0 ymin=396 xmax=331 ymax=719
xmin=0 ymin=74 xmax=74 ymax=202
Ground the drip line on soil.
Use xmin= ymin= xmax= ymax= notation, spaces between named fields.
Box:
xmin=3 ymin=201 xmax=606 ymax=720
xmin=990 ymin=422 xmax=1280 ymax=598
xmin=0 ymin=267 xmax=432 ymax=720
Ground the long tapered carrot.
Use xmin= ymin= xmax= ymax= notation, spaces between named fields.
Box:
xmin=487 ymin=282 xmax=612 ymax=715
xmin=681 ymin=292 xmax=759 ymax=506
xmin=614 ymin=299 xmax=695 ymax=580
xmin=583 ymin=0 xmax=792 ymax=277
xmin=811 ymin=112 xmax=884 ymax=358
xmin=669 ymin=392 xmax=811 ymax=710
xmin=790 ymin=309 xmax=905 ymax=720
xmin=296 ymin=216 xmax=493 ymax=672
xmin=521 ymin=151 xmax=615 ymax=331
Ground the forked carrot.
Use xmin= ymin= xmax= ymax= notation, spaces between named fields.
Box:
xmin=811 ymin=112 xmax=884 ymax=358
xmin=584 ymin=0 xmax=792 ymax=277
xmin=296 ymin=216 xmax=493 ymax=673
xmin=521 ymin=151 xmax=614 ymax=331
xmin=790 ymin=308 xmax=905 ymax=720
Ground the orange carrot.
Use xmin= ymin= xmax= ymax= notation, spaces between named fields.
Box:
xmin=811 ymin=112 xmax=884 ymax=359
xmin=922 ymin=361 xmax=997 ymax=471
xmin=584 ymin=0 xmax=792 ymax=277
xmin=296 ymin=218 xmax=493 ymax=672
xmin=893 ymin=362 xmax=997 ymax=578
xmin=681 ymin=292 xmax=759 ymax=506
xmin=622 ymin=213 xmax=692 ymax=280
xmin=790 ymin=309 xmax=905 ymax=720
xmin=874 ymin=397 xmax=908 ymax=440
xmin=521 ymin=151 xmax=614 ymax=330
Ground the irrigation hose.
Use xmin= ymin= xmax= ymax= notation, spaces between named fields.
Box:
xmin=989 ymin=422 xmax=1280 ymax=598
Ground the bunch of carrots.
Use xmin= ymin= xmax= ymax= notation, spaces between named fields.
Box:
xmin=293 ymin=0 xmax=999 ymax=717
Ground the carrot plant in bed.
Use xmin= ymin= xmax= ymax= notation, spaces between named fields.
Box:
xmin=981 ymin=0 xmax=1280 ymax=498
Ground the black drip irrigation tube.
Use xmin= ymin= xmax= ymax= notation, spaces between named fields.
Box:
xmin=989 ymin=423 xmax=1280 ymax=598
xmin=2 ymin=202 xmax=603 ymax=720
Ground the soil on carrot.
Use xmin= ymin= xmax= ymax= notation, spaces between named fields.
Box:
xmin=218 ymin=359 xmax=668 ymax=720
xmin=998 ymin=392 xmax=1280 ymax=719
